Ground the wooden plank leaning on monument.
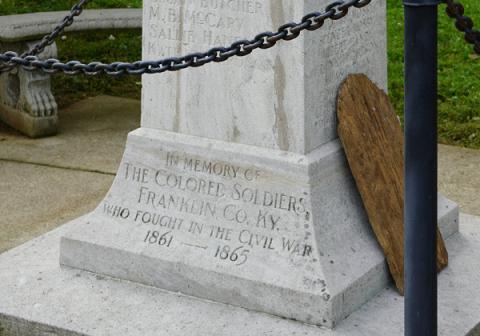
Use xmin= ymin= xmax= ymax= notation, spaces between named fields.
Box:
xmin=336 ymin=74 xmax=448 ymax=295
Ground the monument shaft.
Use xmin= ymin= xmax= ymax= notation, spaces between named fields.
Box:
xmin=141 ymin=0 xmax=387 ymax=154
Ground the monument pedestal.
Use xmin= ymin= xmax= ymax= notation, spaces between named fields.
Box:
xmin=62 ymin=0 xmax=402 ymax=326
xmin=1 ymin=213 xmax=477 ymax=336
xmin=60 ymin=127 xmax=459 ymax=328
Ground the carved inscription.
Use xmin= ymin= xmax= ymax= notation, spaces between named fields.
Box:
xmin=102 ymin=150 xmax=315 ymax=268
xmin=312 ymin=9 xmax=386 ymax=130
xmin=145 ymin=0 xmax=264 ymax=57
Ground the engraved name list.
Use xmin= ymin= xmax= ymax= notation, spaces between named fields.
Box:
xmin=145 ymin=0 xmax=264 ymax=57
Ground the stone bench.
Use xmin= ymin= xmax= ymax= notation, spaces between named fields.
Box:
xmin=0 ymin=9 xmax=142 ymax=137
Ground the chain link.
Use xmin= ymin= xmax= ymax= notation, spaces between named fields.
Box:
xmin=0 ymin=0 xmax=90 ymax=72
xmin=443 ymin=0 xmax=480 ymax=55
xmin=0 ymin=0 xmax=371 ymax=76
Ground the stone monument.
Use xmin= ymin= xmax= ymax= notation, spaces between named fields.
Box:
xmin=59 ymin=0 xmax=458 ymax=329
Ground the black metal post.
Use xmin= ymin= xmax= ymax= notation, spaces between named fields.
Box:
xmin=404 ymin=0 xmax=439 ymax=335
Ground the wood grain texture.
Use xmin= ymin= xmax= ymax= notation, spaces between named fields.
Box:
xmin=337 ymin=74 xmax=448 ymax=295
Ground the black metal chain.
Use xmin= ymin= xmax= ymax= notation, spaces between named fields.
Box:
xmin=0 ymin=0 xmax=371 ymax=76
xmin=443 ymin=0 xmax=480 ymax=55
xmin=0 ymin=0 xmax=90 ymax=72
xmin=25 ymin=0 xmax=90 ymax=57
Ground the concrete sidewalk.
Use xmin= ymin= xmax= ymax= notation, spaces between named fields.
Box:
xmin=0 ymin=95 xmax=139 ymax=253
xmin=0 ymin=95 xmax=478 ymax=253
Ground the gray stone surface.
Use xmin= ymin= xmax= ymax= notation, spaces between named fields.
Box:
xmin=1 ymin=214 xmax=479 ymax=336
xmin=0 ymin=9 xmax=142 ymax=42
xmin=59 ymin=127 xmax=459 ymax=328
xmin=0 ymin=41 xmax=58 ymax=137
xmin=141 ymin=0 xmax=387 ymax=153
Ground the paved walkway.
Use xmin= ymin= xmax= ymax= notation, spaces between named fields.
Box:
xmin=0 ymin=96 xmax=139 ymax=253
xmin=0 ymin=95 xmax=478 ymax=253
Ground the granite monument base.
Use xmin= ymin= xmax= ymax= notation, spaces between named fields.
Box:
xmin=1 ymin=214 xmax=479 ymax=335
xmin=59 ymin=127 xmax=459 ymax=328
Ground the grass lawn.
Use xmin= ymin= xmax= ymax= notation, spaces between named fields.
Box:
xmin=0 ymin=0 xmax=479 ymax=148
xmin=388 ymin=0 xmax=480 ymax=149
xmin=52 ymin=30 xmax=142 ymax=108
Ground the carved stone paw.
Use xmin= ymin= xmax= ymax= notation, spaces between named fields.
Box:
xmin=2 ymin=41 xmax=59 ymax=118
xmin=0 ymin=41 xmax=59 ymax=136
xmin=18 ymin=69 xmax=58 ymax=117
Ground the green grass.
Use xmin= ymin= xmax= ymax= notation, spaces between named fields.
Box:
xmin=388 ymin=0 xmax=480 ymax=149
xmin=53 ymin=30 xmax=142 ymax=108
xmin=1 ymin=0 xmax=479 ymax=148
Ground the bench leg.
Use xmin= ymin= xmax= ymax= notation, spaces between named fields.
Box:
xmin=0 ymin=40 xmax=58 ymax=137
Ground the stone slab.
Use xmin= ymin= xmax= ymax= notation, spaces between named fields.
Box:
xmin=0 ymin=213 xmax=478 ymax=336
xmin=59 ymin=127 xmax=459 ymax=328
xmin=0 ymin=9 xmax=142 ymax=42
xmin=0 ymin=104 xmax=57 ymax=138
xmin=141 ymin=0 xmax=387 ymax=154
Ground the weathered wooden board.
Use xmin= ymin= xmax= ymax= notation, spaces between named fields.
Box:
xmin=337 ymin=74 xmax=448 ymax=295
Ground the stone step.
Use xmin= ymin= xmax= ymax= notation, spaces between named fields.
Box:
xmin=0 ymin=213 xmax=477 ymax=335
